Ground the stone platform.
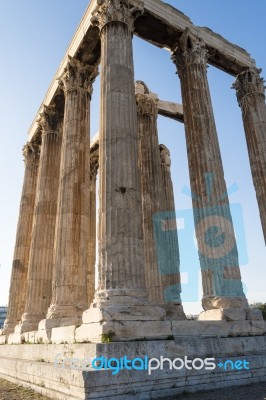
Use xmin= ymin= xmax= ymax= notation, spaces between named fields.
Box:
xmin=0 ymin=336 xmax=266 ymax=399
xmin=1 ymin=318 xmax=265 ymax=345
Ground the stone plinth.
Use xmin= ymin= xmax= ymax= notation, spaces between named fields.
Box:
xmin=1 ymin=337 xmax=266 ymax=399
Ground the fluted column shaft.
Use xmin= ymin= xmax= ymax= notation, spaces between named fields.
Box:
xmin=233 ymin=68 xmax=266 ymax=243
xmin=136 ymin=93 xmax=162 ymax=303
xmin=92 ymin=1 xmax=147 ymax=303
xmin=87 ymin=152 xmax=98 ymax=305
xmin=158 ymin=145 xmax=182 ymax=304
xmin=18 ymin=106 xmax=62 ymax=333
xmin=46 ymin=57 xmax=98 ymax=325
xmin=172 ymin=29 xmax=247 ymax=310
xmin=1 ymin=143 xmax=40 ymax=335
xmin=136 ymin=92 xmax=181 ymax=305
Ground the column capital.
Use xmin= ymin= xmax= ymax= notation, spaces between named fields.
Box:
xmin=232 ymin=67 xmax=265 ymax=108
xmin=136 ymin=93 xmax=159 ymax=116
xmin=159 ymin=144 xmax=171 ymax=171
xmin=90 ymin=152 xmax=99 ymax=181
xmin=22 ymin=142 xmax=40 ymax=166
xmin=171 ymin=28 xmax=208 ymax=74
xmin=38 ymin=105 xmax=61 ymax=135
xmin=91 ymin=0 xmax=144 ymax=33
xmin=58 ymin=56 xmax=98 ymax=95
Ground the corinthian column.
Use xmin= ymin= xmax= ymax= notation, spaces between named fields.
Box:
xmin=17 ymin=106 xmax=62 ymax=333
xmin=136 ymin=90 xmax=162 ymax=303
xmin=87 ymin=149 xmax=99 ymax=305
xmin=91 ymin=0 xmax=147 ymax=302
xmin=233 ymin=68 xmax=266 ymax=243
xmin=158 ymin=144 xmax=184 ymax=319
xmin=1 ymin=142 xmax=40 ymax=335
xmin=136 ymin=86 xmax=184 ymax=320
xmin=172 ymin=28 xmax=248 ymax=312
xmin=76 ymin=1 xmax=168 ymax=342
xmin=44 ymin=57 xmax=98 ymax=327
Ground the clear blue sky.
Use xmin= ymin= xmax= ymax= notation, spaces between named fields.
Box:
xmin=0 ymin=1 xmax=265 ymax=314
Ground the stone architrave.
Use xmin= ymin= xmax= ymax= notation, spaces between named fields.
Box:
xmin=76 ymin=0 xmax=168 ymax=342
xmin=43 ymin=57 xmax=98 ymax=328
xmin=233 ymin=68 xmax=266 ymax=243
xmin=1 ymin=142 xmax=40 ymax=335
xmin=87 ymin=148 xmax=99 ymax=306
xmin=17 ymin=106 xmax=63 ymax=333
xmin=172 ymin=28 xmax=248 ymax=312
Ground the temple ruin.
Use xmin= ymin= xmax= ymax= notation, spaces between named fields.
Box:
xmin=0 ymin=0 xmax=265 ymax=398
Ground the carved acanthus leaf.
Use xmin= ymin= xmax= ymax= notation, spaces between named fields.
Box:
xmin=38 ymin=105 xmax=60 ymax=133
xmin=91 ymin=0 xmax=143 ymax=32
xmin=22 ymin=141 xmax=40 ymax=166
xmin=136 ymin=93 xmax=159 ymax=116
xmin=159 ymin=144 xmax=171 ymax=170
xmin=58 ymin=56 xmax=99 ymax=95
xmin=171 ymin=28 xmax=208 ymax=75
xmin=90 ymin=153 xmax=99 ymax=181
xmin=232 ymin=68 xmax=265 ymax=110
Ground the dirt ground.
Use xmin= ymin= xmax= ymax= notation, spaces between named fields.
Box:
xmin=166 ymin=382 xmax=266 ymax=400
xmin=0 ymin=378 xmax=266 ymax=399
xmin=0 ymin=379 xmax=51 ymax=400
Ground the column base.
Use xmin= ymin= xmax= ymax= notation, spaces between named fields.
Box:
xmin=44 ymin=304 xmax=85 ymax=328
xmin=94 ymin=288 xmax=150 ymax=305
xmin=202 ymin=296 xmax=249 ymax=311
xmin=76 ymin=289 xmax=171 ymax=342
xmin=160 ymin=303 xmax=186 ymax=320
xmin=198 ymin=307 xmax=263 ymax=322
xmin=0 ymin=320 xmax=17 ymax=336
xmin=16 ymin=313 xmax=45 ymax=333
xmin=38 ymin=316 xmax=81 ymax=330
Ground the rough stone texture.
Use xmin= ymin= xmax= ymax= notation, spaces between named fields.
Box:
xmin=82 ymin=304 xmax=165 ymax=323
xmin=44 ymin=57 xmax=98 ymax=327
xmin=1 ymin=142 xmax=40 ymax=335
xmin=171 ymin=28 xmax=248 ymax=312
xmin=51 ymin=326 xmax=76 ymax=344
xmin=76 ymin=320 xmax=173 ymax=343
xmin=233 ymin=68 xmax=266 ymax=243
xmin=17 ymin=106 xmax=63 ymax=334
xmin=198 ymin=308 xmax=247 ymax=321
xmin=246 ymin=308 xmax=263 ymax=321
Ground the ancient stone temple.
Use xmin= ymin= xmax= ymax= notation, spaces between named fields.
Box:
xmin=0 ymin=1 xmax=265 ymax=399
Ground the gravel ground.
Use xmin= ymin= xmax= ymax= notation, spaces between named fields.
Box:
xmin=0 ymin=379 xmax=266 ymax=399
xmin=165 ymin=382 xmax=266 ymax=400
xmin=0 ymin=379 xmax=51 ymax=400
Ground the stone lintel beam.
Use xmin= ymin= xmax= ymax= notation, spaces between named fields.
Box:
xmin=158 ymin=100 xmax=183 ymax=122
xmin=27 ymin=0 xmax=256 ymax=143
